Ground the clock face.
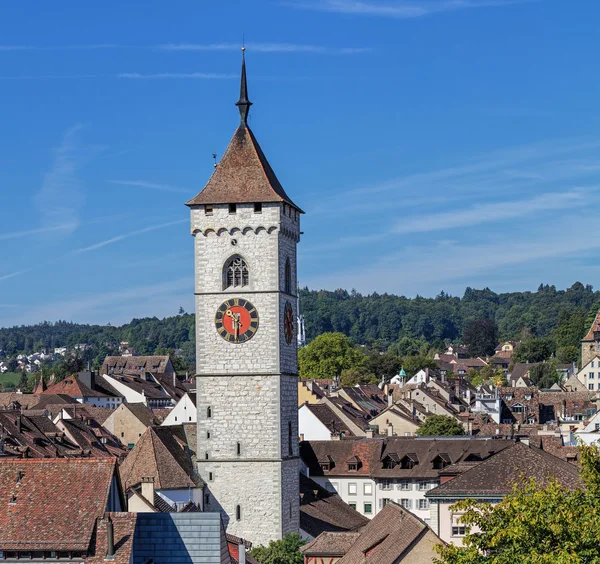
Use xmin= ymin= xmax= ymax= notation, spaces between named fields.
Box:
xmin=215 ymin=298 xmax=259 ymax=343
xmin=284 ymin=301 xmax=294 ymax=345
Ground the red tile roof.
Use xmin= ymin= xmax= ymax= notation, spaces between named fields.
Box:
xmin=87 ymin=514 xmax=137 ymax=564
xmin=0 ymin=458 xmax=118 ymax=551
xmin=42 ymin=375 xmax=111 ymax=398
xmin=583 ymin=310 xmax=600 ymax=341
xmin=186 ymin=125 xmax=302 ymax=211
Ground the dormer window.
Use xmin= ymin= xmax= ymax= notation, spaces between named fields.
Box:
xmin=505 ymin=393 xmax=513 ymax=400
xmin=383 ymin=453 xmax=399 ymax=469
xmin=319 ymin=455 xmax=334 ymax=472
xmin=400 ymin=454 xmax=418 ymax=470
xmin=432 ymin=453 xmax=451 ymax=470
xmin=511 ymin=403 xmax=525 ymax=413
xmin=524 ymin=394 xmax=532 ymax=401
xmin=346 ymin=455 xmax=361 ymax=472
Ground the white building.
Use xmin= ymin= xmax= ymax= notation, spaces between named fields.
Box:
xmin=162 ymin=393 xmax=197 ymax=426
xmin=577 ymin=356 xmax=600 ymax=391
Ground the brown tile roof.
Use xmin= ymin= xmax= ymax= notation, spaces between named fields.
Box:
xmin=301 ymin=532 xmax=362 ymax=556
xmin=86 ymin=514 xmax=137 ymax=564
xmin=42 ymin=375 xmax=111 ymax=398
xmin=34 ymin=394 xmax=79 ymax=409
xmin=301 ymin=437 xmax=515 ymax=480
xmin=58 ymin=405 xmax=115 ymax=425
xmin=102 ymin=355 xmax=173 ymax=375
xmin=56 ymin=418 xmax=128 ymax=459
xmin=186 ymin=125 xmax=301 ymax=211
xmin=119 ymin=426 xmax=199 ymax=490
xmin=583 ymin=310 xmax=600 ymax=341
xmin=151 ymin=408 xmax=173 ymax=424
xmin=305 ymin=403 xmax=355 ymax=437
xmin=0 ymin=458 xmax=117 ymax=551
xmin=327 ymin=397 xmax=374 ymax=431
xmin=0 ymin=393 xmax=40 ymax=410
xmin=300 ymin=473 xmax=368 ymax=538
xmin=427 ymin=441 xmax=581 ymax=498
xmin=336 ymin=502 xmax=441 ymax=564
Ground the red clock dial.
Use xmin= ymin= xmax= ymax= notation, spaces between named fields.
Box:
xmin=284 ymin=301 xmax=294 ymax=345
xmin=215 ymin=298 xmax=259 ymax=343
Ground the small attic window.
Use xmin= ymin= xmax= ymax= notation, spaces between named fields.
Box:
xmin=400 ymin=454 xmax=418 ymax=470
xmin=254 ymin=202 xmax=262 ymax=213
xmin=432 ymin=453 xmax=451 ymax=470
xmin=229 ymin=203 xmax=237 ymax=214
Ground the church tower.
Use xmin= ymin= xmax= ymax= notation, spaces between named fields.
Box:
xmin=186 ymin=50 xmax=301 ymax=546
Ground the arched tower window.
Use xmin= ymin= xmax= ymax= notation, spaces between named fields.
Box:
xmin=285 ymin=258 xmax=292 ymax=294
xmin=224 ymin=255 xmax=249 ymax=289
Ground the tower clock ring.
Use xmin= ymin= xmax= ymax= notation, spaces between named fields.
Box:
xmin=284 ymin=301 xmax=294 ymax=345
xmin=215 ymin=298 xmax=259 ymax=343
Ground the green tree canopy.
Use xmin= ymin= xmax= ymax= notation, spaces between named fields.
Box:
xmin=528 ymin=361 xmax=561 ymax=389
xmin=462 ymin=318 xmax=499 ymax=358
xmin=298 ymin=332 xmax=366 ymax=380
xmin=402 ymin=355 xmax=438 ymax=377
xmin=249 ymin=533 xmax=305 ymax=564
xmin=512 ymin=337 xmax=555 ymax=364
xmin=415 ymin=414 xmax=465 ymax=437
xmin=435 ymin=444 xmax=600 ymax=564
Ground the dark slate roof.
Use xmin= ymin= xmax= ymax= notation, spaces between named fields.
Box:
xmin=0 ymin=458 xmax=117 ymax=551
xmin=186 ymin=125 xmax=302 ymax=211
xmin=300 ymin=474 xmax=368 ymax=538
xmin=427 ymin=441 xmax=582 ymax=498
xmin=33 ymin=394 xmax=79 ymax=409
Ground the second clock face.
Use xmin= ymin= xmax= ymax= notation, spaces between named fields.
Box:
xmin=215 ymin=298 xmax=259 ymax=343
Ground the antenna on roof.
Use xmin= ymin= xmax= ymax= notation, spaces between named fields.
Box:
xmin=212 ymin=153 xmax=218 ymax=168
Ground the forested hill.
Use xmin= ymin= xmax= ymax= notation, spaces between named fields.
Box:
xmin=0 ymin=282 xmax=598 ymax=357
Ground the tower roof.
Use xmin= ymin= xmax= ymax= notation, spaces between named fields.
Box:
xmin=582 ymin=309 xmax=600 ymax=341
xmin=186 ymin=51 xmax=302 ymax=212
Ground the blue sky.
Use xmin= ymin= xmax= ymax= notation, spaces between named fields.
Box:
xmin=1 ymin=0 xmax=599 ymax=327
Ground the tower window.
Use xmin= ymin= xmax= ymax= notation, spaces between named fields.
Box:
xmin=285 ymin=258 xmax=292 ymax=294
xmin=229 ymin=203 xmax=237 ymax=214
xmin=237 ymin=442 xmax=241 ymax=456
xmin=207 ymin=406 xmax=212 ymax=418
xmin=205 ymin=493 xmax=210 ymax=505
xmin=254 ymin=202 xmax=262 ymax=213
xmin=206 ymin=430 xmax=211 ymax=439
xmin=236 ymin=505 xmax=241 ymax=521
xmin=205 ymin=205 xmax=213 ymax=216
xmin=205 ymin=452 xmax=209 ymax=460
xmin=224 ymin=256 xmax=249 ymax=289
xmin=209 ymin=472 xmax=213 ymax=481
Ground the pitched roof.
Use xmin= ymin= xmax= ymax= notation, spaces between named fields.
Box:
xmin=304 ymin=403 xmax=355 ymax=437
xmin=186 ymin=125 xmax=302 ymax=211
xmin=42 ymin=375 xmax=111 ymax=398
xmin=313 ymin=502 xmax=442 ymax=564
xmin=0 ymin=393 xmax=40 ymax=410
xmin=86 ymin=514 xmax=137 ymax=564
xmin=34 ymin=394 xmax=79 ymax=409
xmin=583 ymin=310 xmax=600 ymax=341
xmin=0 ymin=458 xmax=117 ymax=551
xmin=301 ymin=532 xmax=362 ymax=556
xmin=122 ymin=402 xmax=156 ymax=427
xmin=102 ymin=355 xmax=173 ymax=375
xmin=299 ymin=473 xmax=368 ymax=538
xmin=427 ymin=441 xmax=581 ymax=498
xmin=119 ymin=426 xmax=199 ymax=490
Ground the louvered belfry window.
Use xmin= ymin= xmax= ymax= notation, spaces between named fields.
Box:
xmin=225 ymin=256 xmax=249 ymax=289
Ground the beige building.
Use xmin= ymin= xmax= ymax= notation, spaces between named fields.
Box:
xmin=369 ymin=404 xmax=420 ymax=437
xmin=103 ymin=403 xmax=156 ymax=448
xmin=581 ymin=310 xmax=600 ymax=368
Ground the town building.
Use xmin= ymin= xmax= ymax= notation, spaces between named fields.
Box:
xmin=187 ymin=50 xmax=302 ymax=545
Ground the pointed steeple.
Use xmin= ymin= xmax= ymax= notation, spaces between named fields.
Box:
xmin=235 ymin=47 xmax=252 ymax=125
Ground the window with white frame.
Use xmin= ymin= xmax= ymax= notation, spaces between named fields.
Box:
xmin=400 ymin=499 xmax=412 ymax=509
xmin=348 ymin=483 xmax=357 ymax=495
xmin=363 ymin=483 xmax=373 ymax=495
xmin=452 ymin=526 xmax=466 ymax=537
xmin=595 ymin=423 xmax=600 ymax=431
xmin=418 ymin=481 xmax=428 ymax=491
xmin=590 ymin=384 xmax=595 ymax=391
xmin=399 ymin=480 xmax=410 ymax=490
xmin=418 ymin=499 xmax=429 ymax=510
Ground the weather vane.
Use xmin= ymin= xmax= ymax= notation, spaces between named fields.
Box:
xmin=212 ymin=153 xmax=217 ymax=168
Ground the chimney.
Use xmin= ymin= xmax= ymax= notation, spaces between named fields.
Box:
xmin=78 ymin=370 xmax=92 ymax=391
xmin=387 ymin=424 xmax=394 ymax=437
xmin=366 ymin=429 xmax=375 ymax=439
xmin=387 ymin=391 xmax=393 ymax=408
xmin=141 ymin=476 xmax=155 ymax=503
xmin=238 ymin=540 xmax=246 ymax=564
xmin=105 ymin=515 xmax=115 ymax=560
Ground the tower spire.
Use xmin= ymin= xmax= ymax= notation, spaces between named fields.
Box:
xmin=235 ymin=45 xmax=252 ymax=125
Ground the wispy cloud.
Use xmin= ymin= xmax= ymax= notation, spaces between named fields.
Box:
xmin=0 ymin=224 xmax=78 ymax=241
xmin=71 ymin=219 xmax=187 ymax=254
xmin=283 ymin=0 xmax=536 ymax=18
xmin=393 ymin=189 xmax=588 ymax=234
xmin=0 ymin=270 xmax=28 ymax=282
xmin=159 ymin=42 xmax=370 ymax=55
xmin=110 ymin=180 xmax=191 ymax=194
xmin=33 ymin=125 xmax=85 ymax=237
xmin=117 ymin=72 xmax=236 ymax=80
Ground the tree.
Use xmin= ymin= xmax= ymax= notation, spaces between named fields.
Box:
xmin=435 ymin=443 xmax=600 ymax=563
xmin=364 ymin=351 xmax=403 ymax=381
xmin=298 ymin=333 xmax=366 ymax=380
xmin=340 ymin=367 xmax=378 ymax=386
xmin=18 ymin=372 xmax=28 ymax=391
xmin=462 ymin=318 xmax=499 ymax=358
xmin=529 ymin=361 xmax=561 ymax=389
xmin=416 ymin=414 xmax=465 ymax=437
xmin=249 ymin=533 xmax=305 ymax=564
xmin=402 ymin=355 xmax=438 ymax=377
xmin=512 ymin=337 xmax=554 ymax=364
